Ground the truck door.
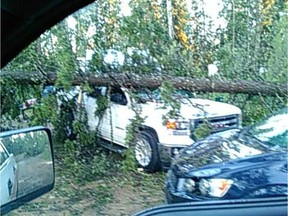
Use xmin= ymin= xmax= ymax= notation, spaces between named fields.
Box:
xmin=83 ymin=86 xmax=111 ymax=140
xmin=109 ymin=86 xmax=134 ymax=146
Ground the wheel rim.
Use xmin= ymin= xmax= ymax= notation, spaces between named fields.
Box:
xmin=135 ymin=137 xmax=152 ymax=167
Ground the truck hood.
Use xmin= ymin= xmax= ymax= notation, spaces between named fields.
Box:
xmin=139 ymin=98 xmax=241 ymax=119
xmin=179 ymin=98 xmax=241 ymax=118
xmin=171 ymin=129 xmax=277 ymax=176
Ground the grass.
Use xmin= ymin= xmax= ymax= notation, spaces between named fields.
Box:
xmin=7 ymin=146 xmax=166 ymax=216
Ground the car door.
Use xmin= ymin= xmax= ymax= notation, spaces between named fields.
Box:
xmin=83 ymin=86 xmax=111 ymax=140
xmin=109 ymin=87 xmax=135 ymax=146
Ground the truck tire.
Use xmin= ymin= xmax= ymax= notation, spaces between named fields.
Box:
xmin=134 ymin=130 xmax=161 ymax=172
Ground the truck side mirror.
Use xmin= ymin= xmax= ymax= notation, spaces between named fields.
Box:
xmin=0 ymin=126 xmax=54 ymax=215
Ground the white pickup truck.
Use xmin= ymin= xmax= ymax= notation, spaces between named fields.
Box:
xmin=61 ymin=85 xmax=242 ymax=172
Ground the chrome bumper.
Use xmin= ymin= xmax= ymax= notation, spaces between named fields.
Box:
xmin=158 ymin=143 xmax=188 ymax=168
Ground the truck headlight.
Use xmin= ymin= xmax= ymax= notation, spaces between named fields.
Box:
xmin=199 ymin=178 xmax=233 ymax=197
xmin=166 ymin=120 xmax=189 ymax=130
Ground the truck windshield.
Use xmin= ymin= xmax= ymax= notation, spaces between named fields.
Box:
xmin=133 ymin=88 xmax=194 ymax=102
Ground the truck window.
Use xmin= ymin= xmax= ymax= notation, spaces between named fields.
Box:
xmin=110 ymin=87 xmax=128 ymax=105
xmin=87 ymin=86 xmax=107 ymax=98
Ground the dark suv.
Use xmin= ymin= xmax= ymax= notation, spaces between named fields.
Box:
xmin=166 ymin=108 xmax=288 ymax=203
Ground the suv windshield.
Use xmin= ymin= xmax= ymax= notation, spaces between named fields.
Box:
xmin=248 ymin=108 xmax=288 ymax=148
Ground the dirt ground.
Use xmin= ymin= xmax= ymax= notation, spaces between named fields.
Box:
xmin=7 ymin=171 xmax=166 ymax=216
xmin=3 ymin=118 xmax=166 ymax=216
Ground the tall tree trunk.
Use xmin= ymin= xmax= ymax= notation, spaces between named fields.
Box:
xmin=1 ymin=71 xmax=286 ymax=97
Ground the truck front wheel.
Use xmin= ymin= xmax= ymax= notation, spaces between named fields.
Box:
xmin=134 ymin=131 xmax=161 ymax=172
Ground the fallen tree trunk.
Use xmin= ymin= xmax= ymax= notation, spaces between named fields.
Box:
xmin=1 ymin=71 xmax=287 ymax=96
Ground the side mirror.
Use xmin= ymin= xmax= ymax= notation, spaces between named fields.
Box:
xmin=0 ymin=126 xmax=54 ymax=215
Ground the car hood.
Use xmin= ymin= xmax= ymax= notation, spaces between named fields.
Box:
xmin=171 ymin=129 xmax=281 ymax=177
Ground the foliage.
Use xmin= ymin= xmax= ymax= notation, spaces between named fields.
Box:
xmin=8 ymin=157 xmax=166 ymax=216
xmin=1 ymin=2 xmax=287 ymax=214
xmin=121 ymin=147 xmax=137 ymax=172
xmin=95 ymin=95 xmax=109 ymax=117
xmin=2 ymin=130 xmax=50 ymax=158
xmin=123 ymin=94 xmax=145 ymax=171
xmin=1 ymin=0 xmax=287 ymax=173
xmin=60 ymin=147 xmax=121 ymax=184
xmin=218 ymin=0 xmax=287 ymax=82
xmin=265 ymin=13 xmax=288 ymax=82
xmin=159 ymin=81 xmax=181 ymax=123
xmin=0 ymin=78 xmax=22 ymax=121
xmin=192 ymin=119 xmax=213 ymax=140
xmin=30 ymin=94 xmax=58 ymax=126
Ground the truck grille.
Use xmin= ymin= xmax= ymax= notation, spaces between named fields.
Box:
xmin=193 ymin=114 xmax=239 ymax=133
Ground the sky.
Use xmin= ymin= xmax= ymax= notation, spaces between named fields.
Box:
xmin=202 ymin=0 xmax=226 ymax=30
xmin=119 ymin=0 xmax=226 ymax=29
xmin=67 ymin=0 xmax=225 ymax=31
xmin=66 ymin=0 xmax=225 ymax=67
xmin=104 ymin=0 xmax=225 ymax=66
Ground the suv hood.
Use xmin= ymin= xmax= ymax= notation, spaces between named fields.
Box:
xmin=172 ymin=129 xmax=275 ymax=176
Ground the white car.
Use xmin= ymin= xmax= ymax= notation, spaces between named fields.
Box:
xmin=0 ymin=141 xmax=18 ymax=206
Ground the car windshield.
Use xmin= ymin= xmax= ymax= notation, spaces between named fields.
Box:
xmin=248 ymin=108 xmax=288 ymax=148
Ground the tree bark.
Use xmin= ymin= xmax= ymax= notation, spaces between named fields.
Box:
xmin=1 ymin=71 xmax=287 ymax=96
